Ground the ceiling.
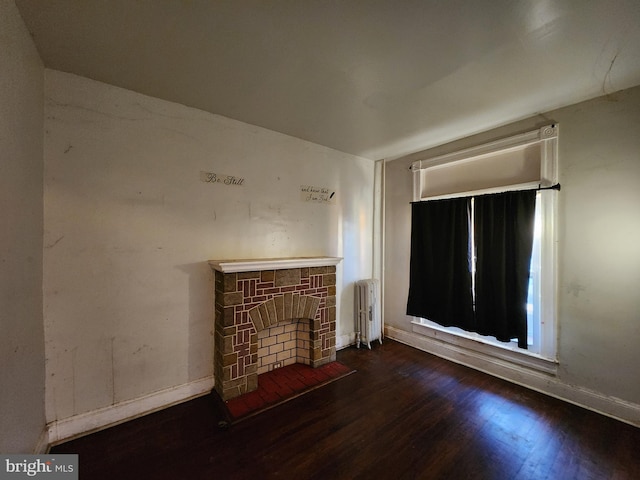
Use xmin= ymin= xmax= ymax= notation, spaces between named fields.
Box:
xmin=15 ymin=0 xmax=640 ymax=160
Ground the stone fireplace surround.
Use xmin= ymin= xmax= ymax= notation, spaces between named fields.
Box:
xmin=209 ymin=257 xmax=342 ymax=401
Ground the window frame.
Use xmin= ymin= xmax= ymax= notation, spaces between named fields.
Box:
xmin=410 ymin=125 xmax=558 ymax=365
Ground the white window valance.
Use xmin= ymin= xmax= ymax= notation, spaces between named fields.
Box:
xmin=412 ymin=125 xmax=558 ymax=202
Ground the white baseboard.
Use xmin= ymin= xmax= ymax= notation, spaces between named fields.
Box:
xmin=336 ymin=332 xmax=356 ymax=350
xmin=47 ymin=376 xmax=214 ymax=446
xmin=386 ymin=326 xmax=640 ymax=427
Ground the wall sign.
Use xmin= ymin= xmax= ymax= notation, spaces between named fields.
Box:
xmin=300 ymin=185 xmax=336 ymax=204
xmin=200 ymin=171 xmax=245 ymax=186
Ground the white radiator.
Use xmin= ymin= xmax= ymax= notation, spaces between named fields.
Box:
xmin=355 ymin=279 xmax=382 ymax=349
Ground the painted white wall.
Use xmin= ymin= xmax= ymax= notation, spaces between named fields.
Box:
xmin=383 ymin=85 xmax=640 ymax=424
xmin=43 ymin=70 xmax=374 ymax=425
xmin=0 ymin=0 xmax=46 ymax=453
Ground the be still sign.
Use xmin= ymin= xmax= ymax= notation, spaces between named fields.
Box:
xmin=200 ymin=171 xmax=245 ymax=186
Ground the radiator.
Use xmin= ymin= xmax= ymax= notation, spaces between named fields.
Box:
xmin=355 ymin=279 xmax=382 ymax=349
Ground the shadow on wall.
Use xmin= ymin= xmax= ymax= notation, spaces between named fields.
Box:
xmin=175 ymin=262 xmax=215 ymax=382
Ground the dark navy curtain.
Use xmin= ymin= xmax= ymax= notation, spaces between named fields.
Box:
xmin=406 ymin=198 xmax=474 ymax=330
xmin=474 ymin=190 xmax=537 ymax=348
xmin=407 ymin=190 xmax=536 ymax=349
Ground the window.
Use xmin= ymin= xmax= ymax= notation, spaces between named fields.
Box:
xmin=410 ymin=125 xmax=558 ymax=362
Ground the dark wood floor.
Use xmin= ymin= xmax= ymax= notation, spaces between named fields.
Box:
xmin=51 ymin=339 xmax=640 ymax=480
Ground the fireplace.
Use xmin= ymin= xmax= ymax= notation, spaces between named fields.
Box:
xmin=209 ymin=257 xmax=342 ymax=401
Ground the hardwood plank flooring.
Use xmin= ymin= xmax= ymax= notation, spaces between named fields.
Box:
xmin=51 ymin=339 xmax=640 ymax=479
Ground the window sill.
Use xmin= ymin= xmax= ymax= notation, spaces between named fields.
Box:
xmin=411 ymin=318 xmax=558 ymax=376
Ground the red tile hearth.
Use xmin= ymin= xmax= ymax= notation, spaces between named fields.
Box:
xmin=220 ymin=361 xmax=355 ymax=423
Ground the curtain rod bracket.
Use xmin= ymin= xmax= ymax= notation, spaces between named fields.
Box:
xmin=539 ymin=183 xmax=561 ymax=191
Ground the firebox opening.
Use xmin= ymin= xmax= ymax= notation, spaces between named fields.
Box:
xmin=257 ymin=318 xmax=311 ymax=374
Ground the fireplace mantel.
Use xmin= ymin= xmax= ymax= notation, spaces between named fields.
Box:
xmin=209 ymin=256 xmax=342 ymax=273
